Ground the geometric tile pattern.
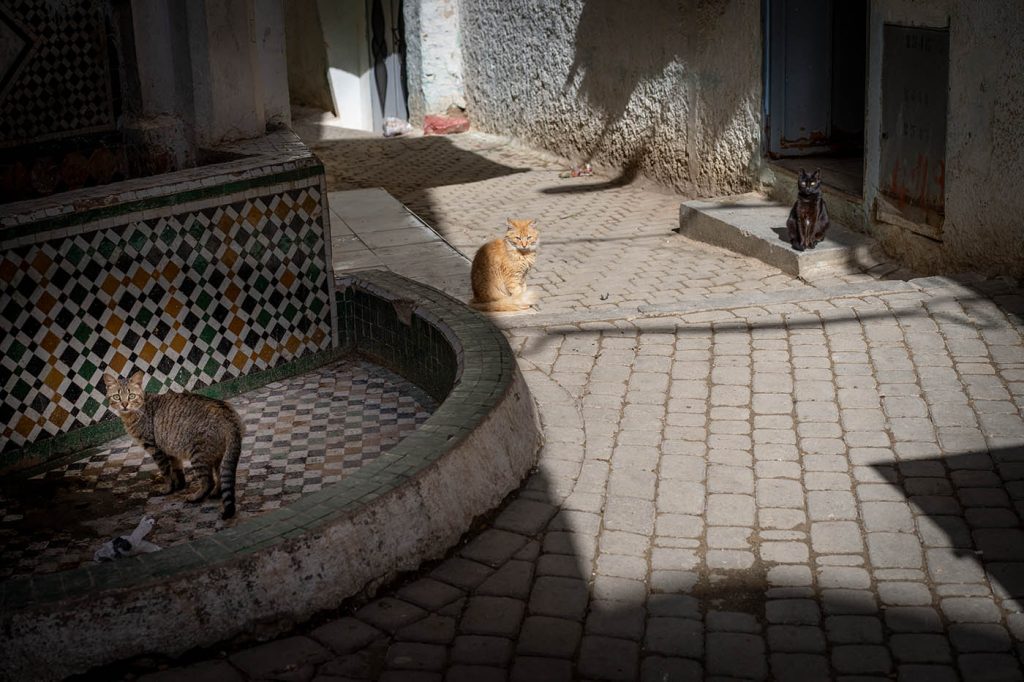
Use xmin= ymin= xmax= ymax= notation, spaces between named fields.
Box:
xmin=0 ymin=358 xmax=435 ymax=578
xmin=0 ymin=0 xmax=115 ymax=146
xmin=0 ymin=185 xmax=332 ymax=455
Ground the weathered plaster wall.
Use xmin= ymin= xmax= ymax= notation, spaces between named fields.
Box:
xmin=255 ymin=0 xmax=291 ymax=127
xmin=284 ymin=0 xmax=335 ymax=113
xmin=458 ymin=0 xmax=762 ymax=196
xmin=865 ymin=1 xmax=1024 ymax=277
xmin=406 ymin=0 xmax=465 ymax=123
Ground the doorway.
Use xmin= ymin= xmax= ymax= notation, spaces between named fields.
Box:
xmin=764 ymin=0 xmax=867 ymax=196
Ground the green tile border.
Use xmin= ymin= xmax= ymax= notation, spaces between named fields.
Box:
xmin=2 ymin=270 xmax=519 ymax=614
xmin=2 ymin=162 xmax=323 ymax=244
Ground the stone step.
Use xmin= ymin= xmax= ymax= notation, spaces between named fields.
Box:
xmin=676 ymin=192 xmax=885 ymax=281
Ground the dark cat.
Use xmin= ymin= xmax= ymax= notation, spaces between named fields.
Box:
xmin=786 ymin=169 xmax=830 ymax=251
xmin=103 ymin=370 xmax=244 ymax=519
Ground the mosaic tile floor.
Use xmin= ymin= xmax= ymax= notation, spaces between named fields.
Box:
xmin=0 ymin=358 xmax=436 ymax=578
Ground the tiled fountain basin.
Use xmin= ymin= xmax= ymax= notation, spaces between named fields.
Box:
xmin=0 ymin=271 xmax=542 ymax=681
xmin=0 ymin=359 xmax=436 ymax=579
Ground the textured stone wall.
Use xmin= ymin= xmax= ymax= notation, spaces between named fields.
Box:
xmin=458 ymin=0 xmax=763 ymax=196
xmin=405 ymin=0 xmax=466 ymax=123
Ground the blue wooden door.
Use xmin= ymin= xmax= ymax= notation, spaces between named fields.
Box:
xmin=765 ymin=0 xmax=834 ymax=157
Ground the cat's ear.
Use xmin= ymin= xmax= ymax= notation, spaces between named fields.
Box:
xmin=526 ymin=219 xmax=538 ymax=230
xmin=129 ymin=371 xmax=145 ymax=391
xmin=813 ymin=168 xmax=821 ymax=178
xmin=102 ymin=371 xmax=119 ymax=392
xmin=505 ymin=218 xmax=516 ymax=231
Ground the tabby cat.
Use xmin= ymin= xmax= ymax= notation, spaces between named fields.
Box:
xmin=103 ymin=370 xmax=244 ymax=519
xmin=469 ymin=218 xmax=540 ymax=312
xmin=786 ymin=168 xmax=830 ymax=251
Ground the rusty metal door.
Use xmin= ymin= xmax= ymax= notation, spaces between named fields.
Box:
xmin=765 ymin=0 xmax=834 ymax=156
xmin=879 ymin=24 xmax=948 ymax=227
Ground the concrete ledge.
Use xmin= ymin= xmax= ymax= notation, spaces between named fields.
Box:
xmin=676 ymin=192 xmax=886 ymax=280
xmin=0 ymin=271 xmax=542 ymax=681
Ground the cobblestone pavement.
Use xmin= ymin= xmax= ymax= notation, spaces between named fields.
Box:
xmin=306 ymin=127 xmax=903 ymax=321
xmin=140 ymin=126 xmax=1024 ymax=681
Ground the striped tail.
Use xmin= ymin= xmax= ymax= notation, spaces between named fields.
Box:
xmin=219 ymin=413 xmax=244 ymax=519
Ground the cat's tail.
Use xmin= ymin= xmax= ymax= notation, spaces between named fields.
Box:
xmin=469 ymin=288 xmax=537 ymax=312
xmin=219 ymin=411 xmax=244 ymax=519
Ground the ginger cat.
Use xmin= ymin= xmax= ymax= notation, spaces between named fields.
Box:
xmin=470 ymin=219 xmax=540 ymax=312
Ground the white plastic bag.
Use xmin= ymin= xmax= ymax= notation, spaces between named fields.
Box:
xmin=93 ymin=516 xmax=162 ymax=562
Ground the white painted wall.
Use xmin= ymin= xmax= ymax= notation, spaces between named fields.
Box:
xmin=255 ymin=0 xmax=291 ymax=128
xmin=318 ymin=0 xmax=374 ymax=131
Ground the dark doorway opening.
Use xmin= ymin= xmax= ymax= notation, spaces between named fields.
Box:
xmin=764 ymin=0 xmax=868 ymax=196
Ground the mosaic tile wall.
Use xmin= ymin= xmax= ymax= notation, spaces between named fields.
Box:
xmin=0 ymin=0 xmax=117 ymax=147
xmin=0 ymin=181 xmax=335 ymax=459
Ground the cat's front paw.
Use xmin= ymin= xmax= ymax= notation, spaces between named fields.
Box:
xmin=791 ymin=240 xmax=805 ymax=252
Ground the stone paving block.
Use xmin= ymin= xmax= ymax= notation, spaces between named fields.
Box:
xmin=707 ymin=494 xmax=756 ymax=526
xmin=949 ymin=623 xmax=1013 ymax=652
xmin=647 ymin=593 xmax=701 ymax=620
xmin=517 ymin=616 xmax=582 ymax=658
xmin=386 ymin=642 xmax=448 ymax=671
xmin=940 ymin=597 xmax=1002 ymax=623
xmin=229 ymin=636 xmax=332 ymax=679
xmin=767 ymin=625 xmax=827 ymax=652
xmin=650 ymin=569 xmax=700 ymax=593
xmin=604 ymin=496 xmax=656 ymax=534
xmin=586 ymin=600 xmax=646 ymax=639
xmin=593 ymin=575 xmax=648 ymax=602
xmin=877 ymin=582 xmax=932 ymax=606
xmin=645 ymin=617 xmax=704 ymax=657
xmin=596 ymin=552 xmax=648 ymax=580
xmin=493 ymin=499 xmax=558 ymax=536
xmin=825 ymin=615 xmax=883 ymax=643
xmin=451 ymin=635 xmax=515 ymax=667
xmin=766 ymin=599 xmax=821 ymax=625
xmin=529 ymin=576 xmax=589 ymax=620
xmin=577 ymin=636 xmax=640 ymax=680
xmin=761 ymin=541 xmax=810 ymax=564
xmin=770 ymin=653 xmax=830 ymax=682
xmin=890 ymin=634 xmax=952 ymax=663
xmin=641 ymin=656 xmax=703 ymax=681
xmin=461 ymin=529 xmax=531 ymax=568
xmin=397 ymin=579 xmax=466 ymax=612
xmin=885 ymin=607 xmax=944 ymax=633
xmin=867 ymin=533 xmax=923 ymax=569
xmin=706 ymin=549 xmax=756 ymax=570
xmin=818 ymin=567 xmax=871 ymax=590
xmin=477 ymin=560 xmax=536 ymax=599
xmin=430 ymin=557 xmax=495 ymax=590
xmin=821 ymin=589 xmax=878 ymax=615
xmin=925 ymin=548 xmax=987 ymax=584
xmin=706 ymin=632 xmax=768 ymax=679
xmin=355 ymin=598 xmax=429 ymax=633
xmin=137 ymin=660 xmax=244 ymax=682
xmin=832 ymin=645 xmax=893 ymax=675
xmin=379 ymin=671 xmax=441 ymax=682
xmin=811 ymin=521 xmax=864 ymax=554
xmin=397 ymin=615 xmax=457 ymax=645
xmin=957 ymin=653 xmax=1024 ymax=682
xmin=460 ymin=596 xmax=525 ymax=637
xmin=861 ymin=501 xmax=915 ymax=532
xmin=310 ymin=617 xmax=383 ymax=655
xmin=445 ymin=664 xmax=508 ymax=682
xmin=510 ymin=656 xmax=573 ymax=682
xmin=897 ymin=664 xmax=960 ymax=682
xmin=756 ymin=479 xmax=804 ymax=509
